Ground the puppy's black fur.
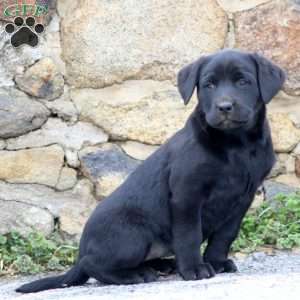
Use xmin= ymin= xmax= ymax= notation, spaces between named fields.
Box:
xmin=17 ymin=50 xmax=285 ymax=293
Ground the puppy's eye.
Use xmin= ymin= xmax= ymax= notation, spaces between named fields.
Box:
xmin=237 ymin=78 xmax=250 ymax=86
xmin=204 ymin=82 xmax=216 ymax=89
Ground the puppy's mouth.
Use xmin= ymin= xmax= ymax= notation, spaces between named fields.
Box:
xmin=213 ymin=118 xmax=249 ymax=130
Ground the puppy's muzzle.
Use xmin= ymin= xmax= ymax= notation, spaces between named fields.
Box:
xmin=216 ymin=101 xmax=234 ymax=114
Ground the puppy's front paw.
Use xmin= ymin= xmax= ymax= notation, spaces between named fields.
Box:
xmin=209 ymin=259 xmax=238 ymax=274
xmin=180 ymin=263 xmax=215 ymax=281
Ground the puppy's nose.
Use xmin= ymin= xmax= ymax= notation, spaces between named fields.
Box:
xmin=217 ymin=101 xmax=233 ymax=113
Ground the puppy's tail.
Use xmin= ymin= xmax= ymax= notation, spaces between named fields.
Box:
xmin=16 ymin=262 xmax=89 ymax=294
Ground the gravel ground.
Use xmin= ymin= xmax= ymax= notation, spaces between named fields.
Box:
xmin=1 ymin=251 xmax=299 ymax=300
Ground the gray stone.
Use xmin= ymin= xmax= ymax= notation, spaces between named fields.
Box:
xmin=0 ymin=179 xmax=96 ymax=238
xmin=60 ymin=0 xmax=227 ymax=88
xmin=79 ymin=143 xmax=140 ymax=198
xmin=6 ymin=118 xmax=108 ymax=151
xmin=0 ymin=88 xmax=50 ymax=138
xmin=0 ymin=200 xmax=54 ymax=237
xmin=264 ymin=180 xmax=298 ymax=202
xmin=56 ymin=167 xmax=78 ymax=191
xmin=15 ymin=57 xmax=64 ymax=101
xmin=44 ymin=87 xmax=79 ymax=123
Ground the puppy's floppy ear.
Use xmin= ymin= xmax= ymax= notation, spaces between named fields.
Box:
xmin=177 ymin=56 xmax=207 ymax=105
xmin=251 ymin=53 xmax=286 ymax=104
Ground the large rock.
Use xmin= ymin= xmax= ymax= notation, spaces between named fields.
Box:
xmin=15 ymin=57 xmax=64 ymax=100
xmin=59 ymin=0 xmax=227 ymax=88
xmin=79 ymin=143 xmax=140 ymax=198
xmin=0 ymin=179 xmax=96 ymax=238
xmin=0 ymin=88 xmax=49 ymax=138
xmin=71 ymin=80 xmax=196 ymax=144
xmin=235 ymin=0 xmax=300 ymax=95
xmin=0 ymin=201 xmax=54 ymax=237
xmin=217 ymin=0 xmax=271 ymax=12
xmin=268 ymin=113 xmax=300 ymax=153
xmin=0 ymin=145 xmax=64 ymax=187
xmin=6 ymin=118 xmax=108 ymax=150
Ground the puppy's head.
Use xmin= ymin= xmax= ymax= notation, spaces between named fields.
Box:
xmin=178 ymin=50 xmax=285 ymax=130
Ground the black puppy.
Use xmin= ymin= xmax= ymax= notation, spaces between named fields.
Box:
xmin=17 ymin=49 xmax=285 ymax=293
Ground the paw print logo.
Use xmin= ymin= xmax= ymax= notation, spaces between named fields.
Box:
xmin=5 ymin=16 xmax=44 ymax=48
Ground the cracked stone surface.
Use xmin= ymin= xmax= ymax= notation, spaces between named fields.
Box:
xmin=79 ymin=143 xmax=140 ymax=198
xmin=6 ymin=118 xmax=108 ymax=151
xmin=0 ymin=88 xmax=50 ymax=138
xmin=71 ymin=80 xmax=197 ymax=145
xmin=15 ymin=57 xmax=64 ymax=101
xmin=235 ymin=0 xmax=300 ymax=95
xmin=0 ymin=252 xmax=299 ymax=300
xmin=59 ymin=0 xmax=227 ymax=88
xmin=0 ymin=145 xmax=64 ymax=187
xmin=0 ymin=179 xmax=96 ymax=237
xmin=0 ymin=200 xmax=54 ymax=236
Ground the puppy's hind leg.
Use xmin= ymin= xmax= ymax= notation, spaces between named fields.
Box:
xmin=81 ymin=228 xmax=160 ymax=285
xmin=80 ymin=255 xmax=158 ymax=285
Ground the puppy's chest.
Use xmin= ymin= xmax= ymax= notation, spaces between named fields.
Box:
xmin=202 ymin=147 xmax=272 ymax=223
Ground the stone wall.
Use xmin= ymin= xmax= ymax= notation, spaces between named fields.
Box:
xmin=0 ymin=0 xmax=299 ymax=239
